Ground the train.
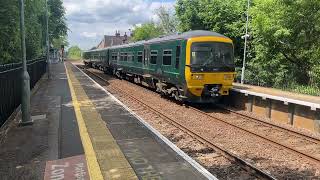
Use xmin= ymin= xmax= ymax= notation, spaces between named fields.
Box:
xmin=83 ymin=30 xmax=235 ymax=103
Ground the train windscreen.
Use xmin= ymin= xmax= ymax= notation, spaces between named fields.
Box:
xmin=190 ymin=42 xmax=234 ymax=72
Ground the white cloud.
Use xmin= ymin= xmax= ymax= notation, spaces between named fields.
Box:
xmin=64 ymin=0 xmax=176 ymax=50
xmin=80 ymin=32 xmax=98 ymax=38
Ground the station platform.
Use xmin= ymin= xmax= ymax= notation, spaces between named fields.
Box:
xmin=230 ymin=83 xmax=320 ymax=133
xmin=233 ymin=83 xmax=320 ymax=108
xmin=0 ymin=61 xmax=215 ymax=180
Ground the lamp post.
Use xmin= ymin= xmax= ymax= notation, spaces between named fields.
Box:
xmin=45 ymin=0 xmax=50 ymax=79
xmin=241 ymin=0 xmax=250 ymax=84
xmin=19 ymin=0 xmax=32 ymax=125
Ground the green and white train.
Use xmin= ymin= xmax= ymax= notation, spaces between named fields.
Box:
xmin=83 ymin=30 xmax=236 ymax=103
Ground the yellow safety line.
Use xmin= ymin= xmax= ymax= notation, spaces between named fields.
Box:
xmin=65 ymin=63 xmax=104 ymax=180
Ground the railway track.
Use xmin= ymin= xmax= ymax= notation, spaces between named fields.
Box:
xmin=190 ymin=105 xmax=320 ymax=164
xmin=81 ymin=66 xmax=277 ymax=180
xmin=216 ymin=105 xmax=320 ymax=144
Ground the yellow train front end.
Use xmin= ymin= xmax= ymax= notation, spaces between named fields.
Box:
xmin=184 ymin=36 xmax=236 ymax=103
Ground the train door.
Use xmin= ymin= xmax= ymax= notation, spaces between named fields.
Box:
xmin=143 ymin=45 xmax=150 ymax=74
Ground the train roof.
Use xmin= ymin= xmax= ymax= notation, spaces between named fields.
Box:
xmin=84 ymin=30 xmax=227 ymax=53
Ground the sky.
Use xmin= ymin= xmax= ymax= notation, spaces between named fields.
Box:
xmin=64 ymin=0 xmax=176 ymax=50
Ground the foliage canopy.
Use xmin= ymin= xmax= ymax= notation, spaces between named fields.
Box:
xmin=0 ymin=0 xmax=68 ymax=64
xmin=175 ymin=0 xmax=320 ymax=92
xmin=68 ymin=46 xmax=82 ymax=60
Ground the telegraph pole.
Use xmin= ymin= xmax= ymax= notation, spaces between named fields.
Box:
xmin=241 ymin=0 xmax=250 ymax=84
xmin=19 ymin=0 xmax=32 ymax=125
xmin=45 ymin=0 xmax=50 ymax=79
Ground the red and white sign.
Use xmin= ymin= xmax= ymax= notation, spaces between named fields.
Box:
xmin=44 ymin=155 xmax=89 ymax=180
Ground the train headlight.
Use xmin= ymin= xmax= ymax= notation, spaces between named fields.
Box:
xmin=224 ymin=74 xmax=233 ymax=80
xmin=192 ymin=74 xmax=204 ymax=80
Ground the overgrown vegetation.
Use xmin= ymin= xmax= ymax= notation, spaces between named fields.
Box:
xmin=0 ymin=0 xmax=68 ymax=64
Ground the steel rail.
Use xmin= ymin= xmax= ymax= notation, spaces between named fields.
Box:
xmin=82 ymin=67 xmax=277 ymax=180
xmin=188 ymin=106 xmax=320 ymax=164
xmin=215 ymin=104 xmax=320 ymax=143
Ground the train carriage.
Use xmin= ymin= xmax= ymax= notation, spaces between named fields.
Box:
xmin=83 ymin=30 xmax=236 ymax=103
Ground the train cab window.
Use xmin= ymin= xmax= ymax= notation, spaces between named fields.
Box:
xmin=175 ymin=46 xmax=181 ymax=69
xmin=137 ymin=51 xmax=143 ymax=62
xmin=163 ymin=50 xmax=172 ymax=65
xmin=150 ymin=50 xmax=158 ymax=64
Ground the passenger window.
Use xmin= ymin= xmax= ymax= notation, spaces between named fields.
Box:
xmin=137 ymin=51 xmax=143 ymax=62
xmin=124 ymin=52 xmax=128 ymax=61
xmin=176 ymin=46 xmax=181 ymax=69
xmin=120 ymin=52 xmax=124 ymax=61
xmin=150 ymin=50 xmax=158 ymax=64
xmin=112 ymin=52 xmax=117 ymax=61
xmin=128 ymin=52 xmax=133 ymax=61
xmin=163 ymin=50 xmax=172 ymax=65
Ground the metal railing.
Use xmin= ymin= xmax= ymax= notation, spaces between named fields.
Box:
xmin=0 ymin=57 xmax=47 ymax=126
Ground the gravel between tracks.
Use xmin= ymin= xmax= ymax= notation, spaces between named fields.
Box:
xmin=85 ymin=67 xmax=320 ymax=179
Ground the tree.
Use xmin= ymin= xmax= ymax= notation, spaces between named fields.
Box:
xmin=155 ymin=6 xmax=177 ymax=34
xmin=0 ymin=0 xmax=68 ymax=64
xmin=175 ymin=0 xmax=248 ymax=65
xmin=48 ymin=0 xmax=68 ymax=43
xmin=52 ymin=36 xmax=69 ymax=49
xmin=247 ymin=0 xmax=320 ymax=87
xmin=175 ymin=0 xmax=204 ymax=31
xmin=68 ymin=46 xmax=82 ymax=60
xmin=131 ymin=22 xmax=163 ymax=41
xmin=0 ymin=0 xmax=20 ymax=64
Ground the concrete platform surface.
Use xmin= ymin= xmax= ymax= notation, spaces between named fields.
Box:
xmin=0 ymin=62 xmax=216 ymax=180
xmin=0 ymin=62 xmax=84 ymax=180
xmin=65 ymin=62 xmax=215 ymax=179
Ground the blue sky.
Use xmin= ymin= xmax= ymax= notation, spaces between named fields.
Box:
xmin=64 ymin=0 xmax=176 ymax=50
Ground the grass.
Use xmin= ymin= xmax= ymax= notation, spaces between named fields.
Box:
xmin=278 ymin=84 xmax=320 ymax=96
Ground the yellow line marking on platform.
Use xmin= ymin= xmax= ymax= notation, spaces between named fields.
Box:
xmin=65 ymin=63 xmax=138 ymax=180
xmin=65 ymin=63 xmax=104 ymax=180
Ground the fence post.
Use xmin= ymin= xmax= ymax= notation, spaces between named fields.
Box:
xmin=19 ymin=0 xmax=33 ymax=126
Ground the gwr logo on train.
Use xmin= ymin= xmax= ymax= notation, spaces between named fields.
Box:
xmin=83 ymin=30 xmax=236 ymax=103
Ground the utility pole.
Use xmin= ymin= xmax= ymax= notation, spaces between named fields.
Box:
xmin=45 ymin=0 xmax=50 ymax=79
xmin=241 ymin=0 xmax=250 ymax=84
xmin=19 ymin=0 xmax=32 ymax=125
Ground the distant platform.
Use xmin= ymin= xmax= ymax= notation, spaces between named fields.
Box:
xmin=233 ymin=83 xmax=320 ymax=110
xmin=230 ymin=83 xmax=320 ymax=133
